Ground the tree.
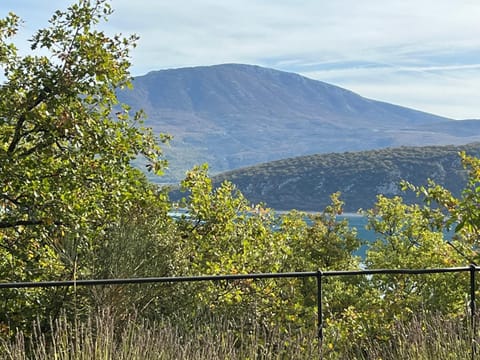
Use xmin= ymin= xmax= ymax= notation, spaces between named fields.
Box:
xmin=87 ymin=188 xmax=187 ymax=323
xmin=364 ymin=195 xmax=465 ymax=317
xmin=403 ymin=152 xmax=480 ymax=262
xmin=175 ymin=165 xmax=281 ymax=323
xmin=177 ymin=175 xmax=365 ymax=341
xmin=0 ymin=0 xmax=168 ymax=334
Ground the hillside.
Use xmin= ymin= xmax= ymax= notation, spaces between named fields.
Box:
xmin=211 ymin=143 xmax=480 ymax=212
xmin=118 ymin=64 xmax=480 ymax=182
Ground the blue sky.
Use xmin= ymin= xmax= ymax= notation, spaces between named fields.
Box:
xmin=2 ymin=0 xmax=480 ymax=119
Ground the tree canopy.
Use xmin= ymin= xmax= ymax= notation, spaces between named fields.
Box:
xmin=0 ymin=0 xmax=169 ymax=331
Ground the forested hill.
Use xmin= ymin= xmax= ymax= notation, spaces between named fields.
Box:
xmin=211 ymin=143 xmax=480 ymax=212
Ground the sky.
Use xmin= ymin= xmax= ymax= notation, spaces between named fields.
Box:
xmin=2 ymin=0 xmax=480 ymax=119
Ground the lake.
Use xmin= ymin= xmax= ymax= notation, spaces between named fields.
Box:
xmin=337 ymin=214 xmax=373 ymax=258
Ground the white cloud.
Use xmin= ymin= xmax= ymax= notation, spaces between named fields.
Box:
xmin=303 ymin=65 xmax=480 ymax=119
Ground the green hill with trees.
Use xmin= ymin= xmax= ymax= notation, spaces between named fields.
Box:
xmin=212 ymin=143 xmax=480 ymax=212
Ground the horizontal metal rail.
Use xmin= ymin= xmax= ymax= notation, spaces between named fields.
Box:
xmin=0 ymin=266 xmax=474 ymax=289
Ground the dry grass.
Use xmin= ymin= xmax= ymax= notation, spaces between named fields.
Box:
xmin=0 ymin=311 xmax=476 ymax=359
xmin=0 ymin=310 xmax=318 ymax=360
xmin=353 ymin=315 xmax=475 ymax=360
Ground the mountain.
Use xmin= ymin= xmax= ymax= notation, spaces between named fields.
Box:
xmin=211 ymin=143 xmax=480 ymax=212
xmin=117 ymin=64 xmax=480 ymax=182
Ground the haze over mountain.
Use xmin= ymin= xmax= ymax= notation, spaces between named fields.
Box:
xmin=117 ymin=64 xmax=480 ymax=182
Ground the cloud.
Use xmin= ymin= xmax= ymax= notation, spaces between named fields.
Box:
xmin=103 ymin=0 xmax=480 ymax=70
xmin=303 ymin=64 xmax=480 ymax=119
xmin=1 ymin=0 xmax=479 ymax=118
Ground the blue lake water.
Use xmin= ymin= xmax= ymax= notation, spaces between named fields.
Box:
xmin=339 ymin=214 xmax=455 ymax=259
xmin=339 ymin=214 xmax=372 ymax=239
xmin=338 ymin=214 xmax=373 ymax=258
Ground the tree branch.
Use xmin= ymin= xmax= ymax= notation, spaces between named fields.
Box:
xmin=0 ymin=218 xmax=62 ymax=229
xmin=7 ymin=92 xmax=49 ymax=156
xmin=0 ymin=219 xmax=44 ymax=229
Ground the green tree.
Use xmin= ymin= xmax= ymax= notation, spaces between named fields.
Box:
xmin=176 ymin=165 xmax=283 ymax=324
xmin=313 ymin=194 xmax=466 ymax=355
xmin=403 ymin=152 xmax=480 ymax=262
xmin=364 ymin=196 xmax=465 ymax=317
xmin=177 ymin=174 xmax=365 ymax=342
xmin=0 ymin=0 xmax=168 ymax=334
xmin=86 ymin=187 xmax=188 ymax=323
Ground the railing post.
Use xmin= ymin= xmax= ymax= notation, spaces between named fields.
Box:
xmin=316 ymin=270 xmax=323 ymax=351
xmin=470 ymin=264 xmax=477 ymax=360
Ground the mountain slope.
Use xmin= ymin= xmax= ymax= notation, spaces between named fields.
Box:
xmin=211 ymin=143 xmax=480 ymax=212
xmin=118 ymin=64 xmax=480 ymax=182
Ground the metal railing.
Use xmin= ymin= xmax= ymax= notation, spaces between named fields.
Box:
xmin=0 ymin=265 xmax=478 ymax=358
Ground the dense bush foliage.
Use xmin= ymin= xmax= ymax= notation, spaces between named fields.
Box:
xmin=1 ymin=1 xmax=480 ymax=357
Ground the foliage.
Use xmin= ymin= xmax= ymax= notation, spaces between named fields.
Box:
xmin=84 ymin=186 xmax=189 ymax=322
xmin=0 ymin=0 xmax=168 ymax=334
xmin=355 ymin=197 xmax=465 ymax=345
xmin=404 ymin=152 xmax=480 ymax=262
xmin=177 ymin=168 xmax=363 ymax=337
xmin=176 ymin=164 xmax=289 ymax=328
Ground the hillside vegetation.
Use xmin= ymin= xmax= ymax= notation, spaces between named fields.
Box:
xmin=212 ymin=143 xmax=480 ymax=211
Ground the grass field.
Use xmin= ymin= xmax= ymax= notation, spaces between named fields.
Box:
xmin=0 ymin=310 xmax=476 ymax=359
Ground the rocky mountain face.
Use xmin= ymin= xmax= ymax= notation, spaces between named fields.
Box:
xmin=118 ymin=64 xmax=480 ymax=183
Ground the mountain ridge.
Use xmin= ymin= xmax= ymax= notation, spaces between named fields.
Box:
xmin=118 ymin=64 xmax=480 ymax=182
